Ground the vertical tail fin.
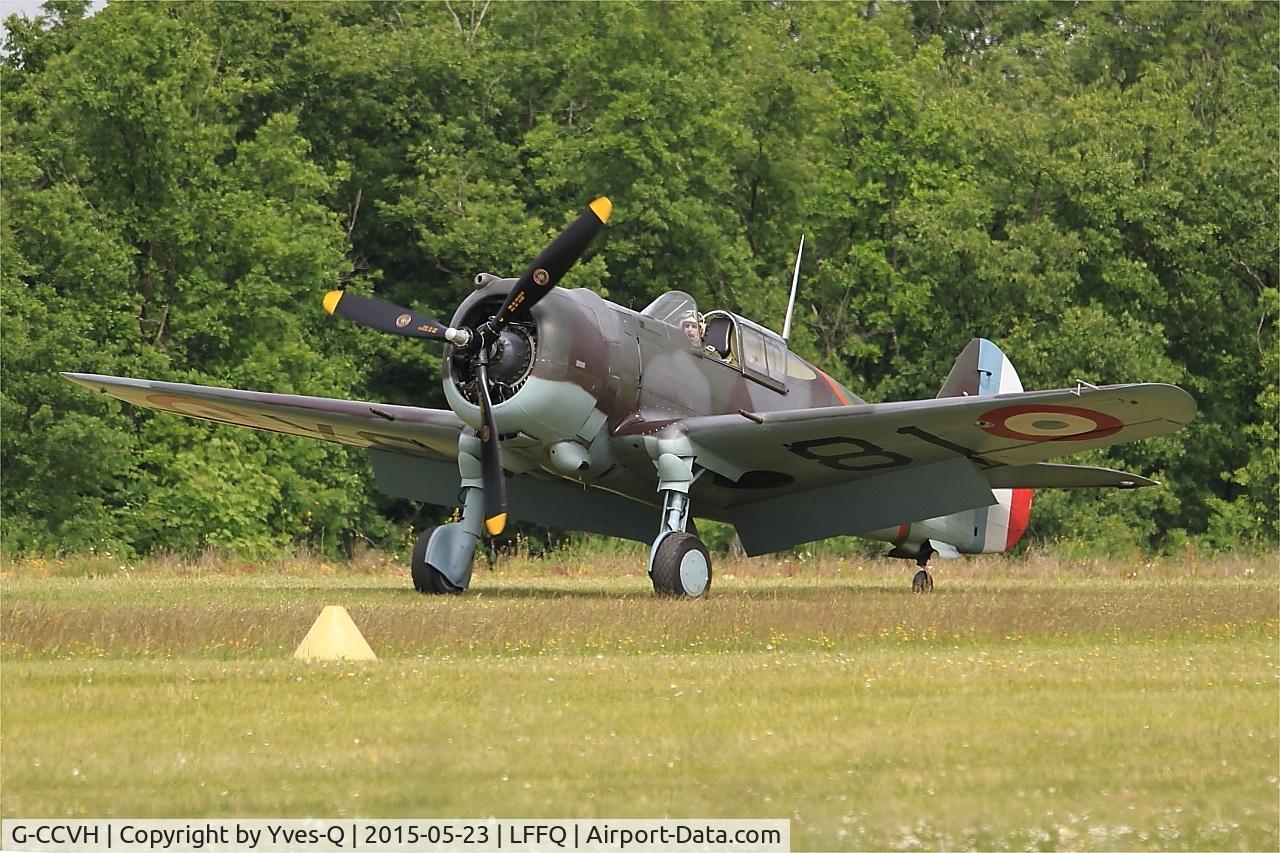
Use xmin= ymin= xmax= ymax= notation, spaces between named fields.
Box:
xmin=940 ymin=338 xmax=1033 ymax=552
xmin=937 ymin=338 xmax=1024 ymax=398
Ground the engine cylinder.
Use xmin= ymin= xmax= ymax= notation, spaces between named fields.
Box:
xmin=442 ymin=278 xmax=615 ymax=453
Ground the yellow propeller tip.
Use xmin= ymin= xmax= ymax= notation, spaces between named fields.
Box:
xmin=484 ymin=514 xmax=507 ymax=536
xmin=588 ymin=197 xmax=612 ymax=224
xmin=322 ymin=290 xmax=343 ymax=315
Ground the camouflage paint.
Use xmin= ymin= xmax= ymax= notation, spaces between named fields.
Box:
xmin=65 ymin=294 xmax=1193 ymax=563
xmin=442 ymin=278 xmax=859 ymax=502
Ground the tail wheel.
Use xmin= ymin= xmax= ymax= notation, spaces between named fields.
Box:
xmin=912 ymin=569 xmax=934 ymax=593
xmin=411 ymin=528 xmax=463 ymax=595
xmin=651 ymin=532 xmax=712 ymax=598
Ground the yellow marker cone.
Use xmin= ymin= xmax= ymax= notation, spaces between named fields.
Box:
xmin=294 ymin=605 xmax=377 ymax=662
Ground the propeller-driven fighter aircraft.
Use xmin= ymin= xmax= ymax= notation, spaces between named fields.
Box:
xmin=64 ymin=197 xmax=1197 ymax=597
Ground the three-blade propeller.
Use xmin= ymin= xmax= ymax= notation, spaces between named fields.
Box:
xmin=473 ymin=354 xmax=506 ymax=536
xmin=323 ymin=197 xmax=612 ymax=536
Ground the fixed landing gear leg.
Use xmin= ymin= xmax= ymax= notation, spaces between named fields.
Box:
xmin=411 ymin=434 xmax=486 ymax=595
xmin=645 ymin=444 xmax=711 ymax=598
xmin=912 ymin=541 xmax=935 ymax=593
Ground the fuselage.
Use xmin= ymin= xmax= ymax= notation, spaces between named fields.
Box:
xmin=442 ymin=279 xmax=850 ymax=497
xmin=436 ymin=277 xmax=1022 ymax=557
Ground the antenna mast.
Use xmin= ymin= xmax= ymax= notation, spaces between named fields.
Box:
xmin=782 ymin=235 xmax=804 ymax=342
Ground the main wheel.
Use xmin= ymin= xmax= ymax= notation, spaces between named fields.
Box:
xmin=411 ymin=528 xmax=463 ymax=595
xmin=912 ymin=569 xmax=933 ymax=593
xmin=651 ymin=531 xmax=712 ymax=598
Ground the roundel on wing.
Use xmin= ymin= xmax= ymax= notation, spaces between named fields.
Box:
xmin=976 ymin=404 xmax=1123 ymax=441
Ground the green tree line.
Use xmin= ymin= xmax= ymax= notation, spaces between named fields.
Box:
xmin=2 ymin=0 xmax=1275 ymax=557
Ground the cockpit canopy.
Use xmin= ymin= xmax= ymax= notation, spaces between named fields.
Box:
xmin=640 ymin=291 xmax=816 ymax=389
xmin=640 ymin=291 xmax=699 ymax=327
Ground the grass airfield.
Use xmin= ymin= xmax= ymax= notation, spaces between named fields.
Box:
xmin=2 ymin=550 xmax=1277 ymax=851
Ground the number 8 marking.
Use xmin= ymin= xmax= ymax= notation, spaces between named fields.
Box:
xmin=785 ymin=436 xmax=911 ymax=471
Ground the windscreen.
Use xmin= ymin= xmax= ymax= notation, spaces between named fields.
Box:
xmin=639 ymin=291 xmax=697 ymax=327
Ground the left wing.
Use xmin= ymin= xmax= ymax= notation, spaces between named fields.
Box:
xmin=684 ymin=382 xmax=1194 ymax=486
xmin=983 ymin=462 xmax=1158 ymax=490
xmin=61 ymin=373 xmax=464 ymax=461
xmin=679 ymin=383 xmax=1194 ymax=554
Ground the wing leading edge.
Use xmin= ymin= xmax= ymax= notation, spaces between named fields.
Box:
xmin=61 ymin=373 xmax=464 ymax=461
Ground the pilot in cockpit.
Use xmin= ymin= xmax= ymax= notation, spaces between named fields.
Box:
xmin=682 ymin=310 xmax=724 ymax=359
xmin=680 ymin=311 xmax=704 ymax=347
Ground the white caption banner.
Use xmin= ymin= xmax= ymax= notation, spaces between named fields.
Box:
xmin=2 ymin=819 xmax=790 ymax=852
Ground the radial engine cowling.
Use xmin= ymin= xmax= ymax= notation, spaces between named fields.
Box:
xmin=442 ymin=276 xmax=617 ymax=473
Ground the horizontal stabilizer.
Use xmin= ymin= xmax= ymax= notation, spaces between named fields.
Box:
xmin=984 ymin=463 xmax=1157 ymax=490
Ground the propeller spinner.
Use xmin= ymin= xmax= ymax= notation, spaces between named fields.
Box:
xmin=322 ymin=197 xmax=613 ymax=536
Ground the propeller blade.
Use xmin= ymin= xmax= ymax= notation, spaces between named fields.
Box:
xmin=323 ymin=290 xmax=460 ymax=342
xmin=486 ymin=197 xmax=612 ymax=334
xmin=474 ymin=359 xmax=508 ymax=536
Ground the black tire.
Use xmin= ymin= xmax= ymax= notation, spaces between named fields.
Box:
xmin=651 ymin=531 xmax=712 ymax=598
xmin=912 ymin=569 xmax=933 ymax=593
xmin=411 ymin=529 xmax=463 ymax=595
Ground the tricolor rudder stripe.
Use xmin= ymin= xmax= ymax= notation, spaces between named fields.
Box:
xmin=938 ymin=338 xmax=1034 ymax=553
xmin=1005 ymin=487 xmax=1033 ymax=549
xmin=937 ymin=337 xmax=1023 ymax=399
xmin=973 ymin=486 xmax=1035 ymax=553
xmin=977 ymin=338 xmax=1023 ymax=395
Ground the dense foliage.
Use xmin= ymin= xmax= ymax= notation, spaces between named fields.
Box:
xmin=3 ymin=1 xmax=1275 ymax=557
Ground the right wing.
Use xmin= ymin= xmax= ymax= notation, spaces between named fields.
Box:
xmin=61 ymin=373 xmax=464 ymax=461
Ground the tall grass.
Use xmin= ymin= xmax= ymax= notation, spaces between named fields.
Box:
xmin=3 ymin=546 xmax=1273 ymax=581
xmin=2 ymin=555 xmax=1276 ymax=850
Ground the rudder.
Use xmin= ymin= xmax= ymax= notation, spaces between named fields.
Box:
xmin=939 ymin=338 xmax=1032 ymax=552
xmin=937 ymin=338 xmax=1024 ymax=398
